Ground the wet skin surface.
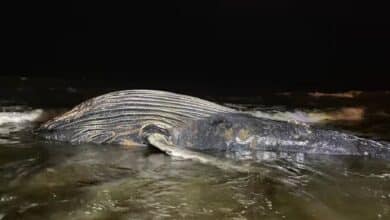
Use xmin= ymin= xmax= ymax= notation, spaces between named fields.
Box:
xmin=172 ymin=113 xmax=390 ymax=160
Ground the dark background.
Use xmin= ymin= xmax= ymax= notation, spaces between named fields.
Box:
xmin=3 ymin=0 xmax=390 ymax=94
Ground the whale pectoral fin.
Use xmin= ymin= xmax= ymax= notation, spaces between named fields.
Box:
xmin=146 ymin=133 xmax=176 ymax=157
xmin=146 ymin=133 xmax=250 ymax=172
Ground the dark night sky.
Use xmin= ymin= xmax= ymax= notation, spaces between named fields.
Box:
xmin=3 ymin=0 xmax=390 ymax=91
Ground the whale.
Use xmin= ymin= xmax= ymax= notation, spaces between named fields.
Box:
xmin=36 ymin=90 xmax=390 ymax=168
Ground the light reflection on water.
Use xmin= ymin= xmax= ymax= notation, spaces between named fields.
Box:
xmin=1 ymin=91 xmax=390 ymax=220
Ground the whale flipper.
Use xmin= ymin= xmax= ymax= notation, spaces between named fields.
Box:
xmin=146 ymin=133 xmax=250 ymax=172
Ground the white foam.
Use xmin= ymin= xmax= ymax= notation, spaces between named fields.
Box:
xmin=368 ymin=173 xmax=390 ymax=179
xmin=250 ymin=110 xmax=318 ymax=123
xmin=308 ymin=91 xmax=362 ymax=98
xmin=0 ymin=109 xmax=46 ymax=126
xmin=248 ymin=107 xmax=364 ymax=124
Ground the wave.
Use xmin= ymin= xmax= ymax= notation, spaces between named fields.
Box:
xmin=0 ymin=109 xmax=46 ymax=126
xmin=248 ymin=107 xmax=365 ymax=123
xmin=308 ymin=91 xmax=363 ymax=98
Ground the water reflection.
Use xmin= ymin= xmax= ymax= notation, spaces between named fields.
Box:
xmin=3 ymin=139 xmax=387 ymax=219
xmin=1 ymin=140 xmax=389 ymax=219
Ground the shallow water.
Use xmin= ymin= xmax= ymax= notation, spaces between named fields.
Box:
xmin=1 ymin=84 xmax=390 ymax=219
